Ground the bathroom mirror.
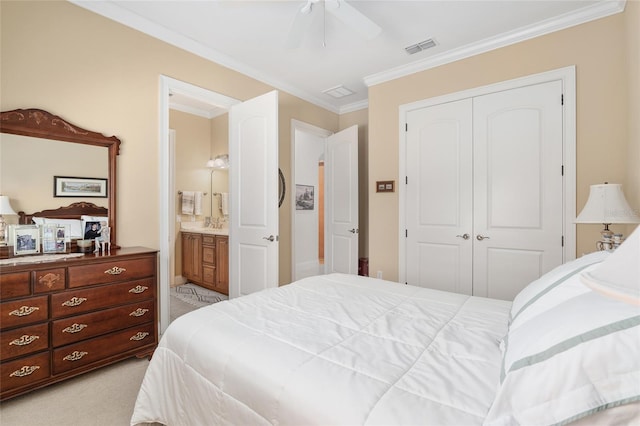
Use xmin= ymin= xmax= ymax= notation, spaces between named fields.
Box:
xmin=0 ymin=108 xmax=121 ymax=248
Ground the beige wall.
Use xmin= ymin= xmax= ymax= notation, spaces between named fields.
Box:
xmin=626 ymin=0 xmax=640 ymax=226
xmin=0 ymin=1 xmax=339 ymax=285
xmin=368 ymin=8 xmax=637 ymax=281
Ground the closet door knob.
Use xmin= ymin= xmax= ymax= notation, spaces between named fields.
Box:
xmin=476 ymin=234 xmax=490 ymax=241
xmin=456 ymin=233 xmax=470 ymax=240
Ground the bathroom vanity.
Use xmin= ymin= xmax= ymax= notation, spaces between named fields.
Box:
xmin=181 ymin=228 xmax=228 ymax=295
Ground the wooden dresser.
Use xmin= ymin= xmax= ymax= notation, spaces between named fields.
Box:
xmin=0 ymin=247 xmax=158 ymax=401
xmin=181 ymin=232 xmax=228 ymax=295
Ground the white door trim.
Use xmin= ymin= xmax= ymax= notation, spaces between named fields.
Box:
xmin=158 ymin=75 xmax=240 ymax=334
xmin=398 ymin=66 xmax=576 ymax=284
xmin=290 ymin=119 xmax=332 ymax=281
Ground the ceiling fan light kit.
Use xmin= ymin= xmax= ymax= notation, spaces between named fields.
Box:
xmin=286 ymin=0 xmax=382 ymax=49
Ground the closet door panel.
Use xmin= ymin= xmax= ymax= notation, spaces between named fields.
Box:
xmin=473 ymin=80 xmax=564 ymax=299
xmin=405 ymin=99 xmax=473 ymax=294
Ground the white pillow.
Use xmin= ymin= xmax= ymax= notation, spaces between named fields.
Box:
xmin=508 ymin=251 xmax=609 ymax=330
xmin=486 ymin=270 xmax=640 ymax=425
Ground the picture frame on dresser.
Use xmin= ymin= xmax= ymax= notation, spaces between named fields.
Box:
xmin=12 ymin=225 xmax=40 ymax=255
xmin=41 ymin=223 xmax=68 ymax=254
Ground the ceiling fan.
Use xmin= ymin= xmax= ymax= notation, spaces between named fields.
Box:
xmin=285 ymin=0 xmax=382 ymax=48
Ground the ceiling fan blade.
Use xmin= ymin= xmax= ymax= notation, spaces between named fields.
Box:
xmin=325 ymin=0 xmax=381 ymax=40
xmin=285 ymin=1 xmax=317 ymax=49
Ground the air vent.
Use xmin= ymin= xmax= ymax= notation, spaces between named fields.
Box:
xmin=405 ymin=38 xmax=437 ymax=55
xmin=323 ymin=85 xmax=355 ymax=99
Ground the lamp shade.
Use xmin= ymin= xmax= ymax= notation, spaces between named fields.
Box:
xmin=0 ymin=196 xmax=17 ymax=215
xmin=581 ymin=225 xmax=639 ymax=305
xmin=575 ymin=183 xmax=640 ymax=224
xmin=206 ymin=154 xmax=229 ymax=170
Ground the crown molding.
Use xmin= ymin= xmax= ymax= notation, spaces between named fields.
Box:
xmin=364 ymin=0 xmax=626 ymax=87
xmin=70 ymin=0 xmax=342 ymax=114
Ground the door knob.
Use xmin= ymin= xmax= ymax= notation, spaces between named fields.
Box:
xmin=456 ymin=233 xmax=470 ymax=240
xmin=348 ymin=228 xmax=359 ymax=234
xmin=263 ymin=235 xmax=275 ymax=242
xmin=476 ymin=234 xmax=490 ymax=241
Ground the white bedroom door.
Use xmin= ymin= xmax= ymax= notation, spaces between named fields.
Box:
xmin=325 ymin=125 xmax=359 ymax=274
xmin=472 ymin=81 xmax=564 ymax=299
xmin=229 ymin=90 xmax=279 ymax=298
xmin=405 ymin=99 xmax=473 ymax=294
xmin=405 ymin=80 xmax=564 ymax=300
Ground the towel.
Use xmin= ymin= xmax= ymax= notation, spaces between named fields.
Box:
xmin=220 ymin=193 xmax=229 ymax=216
xmin=194 ymin=191 xmax=203 ymax=215
xmin=181 ymin=191 xmax=194 ymax=215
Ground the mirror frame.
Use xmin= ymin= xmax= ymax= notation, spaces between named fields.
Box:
xmin=0 ymin=108 xmax=121 ymax=247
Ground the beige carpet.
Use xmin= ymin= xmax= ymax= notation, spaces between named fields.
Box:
xmin=0 ymin=357 xmax=153 ymax=426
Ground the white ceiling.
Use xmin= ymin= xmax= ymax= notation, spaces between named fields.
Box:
xmin=72 ymin=0 xmax=624 ymax=114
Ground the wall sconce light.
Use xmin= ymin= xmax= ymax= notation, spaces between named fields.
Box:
xmin=0 ymin=195 xmax=18 ymax=246
xmin=575 ymin=182 xmax=640 ymax=250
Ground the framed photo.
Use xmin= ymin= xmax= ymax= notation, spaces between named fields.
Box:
xmin=82 ymin=220 xmax=107 ymax=240
xmin=54 ymin=176 xmax=108 ymax=198
xmin=13 ymin=225 xmax=40 ymax=256
xmin=42 ymin=223 xmax=68 ymax=253
xmin=296 ymin=184 xmax=314 ymax=211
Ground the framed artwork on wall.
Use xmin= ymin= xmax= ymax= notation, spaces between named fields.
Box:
xmin=296 ymin=184 xmax=314 ymax=211
xmin=54 ymin=176 xmax=108 ymax=198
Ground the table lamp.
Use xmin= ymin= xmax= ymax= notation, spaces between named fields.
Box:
xmin=575 ymin=183 xmax=640 ymax=250
xmin=0 ymin=195 xmax=18 ymax=245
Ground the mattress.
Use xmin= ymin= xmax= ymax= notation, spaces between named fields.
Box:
xmin=131 ymin=273 xmax=511 ymax=425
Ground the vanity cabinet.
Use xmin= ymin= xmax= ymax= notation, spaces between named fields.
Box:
xmin=181 ymin=232 xmax=202 ymax=283
xmin=0 ymin=247 xmax=158 ymax=401
xmin=181 ymin=232 xmax=228 ymax=295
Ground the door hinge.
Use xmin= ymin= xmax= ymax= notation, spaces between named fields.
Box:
xmin=561 ymin=165 xmax=564 ymax=176
xmin=405 ymin=229 xmax=408 ymax=238
xmin=405 ymin=176 xmax=408 ymax=185
xmin=561 ymin=94 xmax=564 ymax=105
xmin=561 ymin=235 xmax=564 ymax=247
xmin=405 ymin=123 xmax=408 ymax=132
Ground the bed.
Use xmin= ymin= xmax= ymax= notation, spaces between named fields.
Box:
xmin=131 ymin=229 xmax=640 ymax=426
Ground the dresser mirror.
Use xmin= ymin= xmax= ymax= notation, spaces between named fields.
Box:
xmin=0 ymin=108 xmax=120 ymax=252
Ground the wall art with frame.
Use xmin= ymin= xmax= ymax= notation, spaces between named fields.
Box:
xmin=54 ymin=176 xmax=108 ymax=198
xmin=295 ymin=184 xmax=315 ymax=211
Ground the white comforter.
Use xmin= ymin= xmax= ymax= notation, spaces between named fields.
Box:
xmin=131 ymin=273 xmax=511 ymax=426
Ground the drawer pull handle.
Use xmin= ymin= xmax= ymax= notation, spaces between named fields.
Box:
xmin=10 ymin=365 xmax=40 ymax=378
xmin=129 ymin=308 xmax=149 ymax=317
xmin=10 ymin=335 xmax=40 ymax=346
xmin=130 ymin=332 xmax=150 ymax=341
xmin=38 ymin=272 xmax=62 ymax=289
xmin=63 ymin=351 xmax=88 ymax=362
xmin=9 ymin=306 xmax=40 ymax=317
xmin=62 ymin=297 xmax=87 ymax=307
xmin=62 ymin=323 xmax=88 ymax=334
xmin=105 ymin=266 xmax=126 ymax=275
xmin=128 ymin=285 xmax=148 ymax=294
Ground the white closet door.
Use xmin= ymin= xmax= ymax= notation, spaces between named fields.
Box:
xmin=472 ymin=80 xmax=564 ymax=300
xmin=405 ymin=99 xmax=473 ymax=294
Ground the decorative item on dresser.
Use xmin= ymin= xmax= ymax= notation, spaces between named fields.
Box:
xmin=0 ymin=246 xmax=158 ymax=401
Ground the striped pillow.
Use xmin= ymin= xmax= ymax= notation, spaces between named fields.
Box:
xmin=485 ymin=271 xmax=640 ymax=425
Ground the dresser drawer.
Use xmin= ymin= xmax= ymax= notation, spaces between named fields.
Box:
xmin=1 ymin=323 xmax=49 ymax=361
xmin=1 ymin=352 xmax=51 ymax=394
xmin=34 ymin=268 xmax=66 ymax=294
xmin=68 ymin=257 xmax=155 ymax=288
xmin=53 ymin=323 xmax=155 ymax=374
xmin=52 ymin=299 xmax=155 ymax=347
xmin=51 ymin=278 xmax=155 ymax=319
xmin=0 ymin=272 xmax=30 ymax=300
xmin=0 ymin=296 xmax=49 ymax=330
